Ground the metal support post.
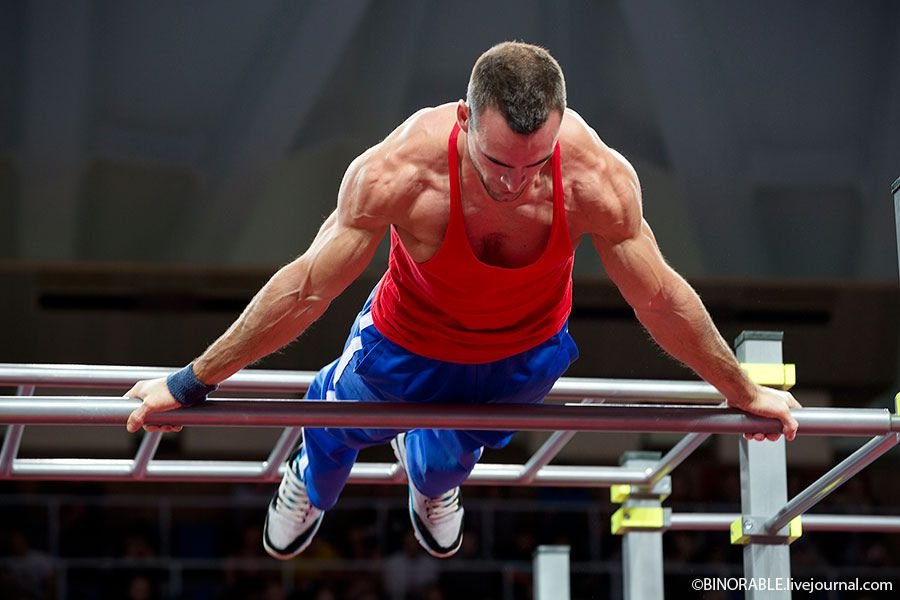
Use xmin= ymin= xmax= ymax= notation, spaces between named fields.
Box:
xmin=533 ymin=545 xmax=570 ymax=600
xmin=614 ymin=451 xmax=668 ymax=600
xmin=734 ymin=331 xmax=792 ymax=599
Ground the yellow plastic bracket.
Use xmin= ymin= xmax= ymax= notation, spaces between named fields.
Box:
xmin=894 ymin=392 xmax=900 ymax=415
xmin=730 ymin=516 xmax=802 ymax=545
xmin=788 ymin=516 xmax=803 ymax=543
xmin=611 ymin=507 xmax=665 ymax=535
xmin=740 ymin=363 xmax=796 ymax=390
xmin=610 ymin=484 xmax=631 ymax=504
xmin=730 ymin=517 xmax=746 ymax=544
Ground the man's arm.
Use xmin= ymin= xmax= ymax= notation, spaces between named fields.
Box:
xmin=586 ymin=160 xmax=800 ymax=440
xmin=125 ymin=150 xmax=393 ymax=433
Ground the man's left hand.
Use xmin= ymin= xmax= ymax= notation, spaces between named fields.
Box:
xmin=731 ymin=385 xmax=801 ymax=442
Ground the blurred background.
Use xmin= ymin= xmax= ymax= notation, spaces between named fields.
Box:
xmin=1 ymin=0 xmax=900 ymax=598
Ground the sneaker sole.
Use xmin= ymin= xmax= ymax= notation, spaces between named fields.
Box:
xmin=391 ymin=435 xmax=463 ymax=559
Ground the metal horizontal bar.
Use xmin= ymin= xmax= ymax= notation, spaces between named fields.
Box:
xmin=764 ymin=433 xmax=900 ymax=533
xmin=0 ymin=397 xmax=895 ymax=436
xmin=646 ymin=432 xmax=712 ymax=485
xmin=518 ymin=430 xmax=578 ymax=484
xmin=670 ymin=513 xmax=900 ymax=533
xmin=0 ymin=425 xmax=25 ymax=477
xmin=0 ymin=364 xmax=724 ymax=403
xmin=131 ymin=431 xmax=163 ymax=479
xmin=7 ymin=458 xmax=648 ymax=486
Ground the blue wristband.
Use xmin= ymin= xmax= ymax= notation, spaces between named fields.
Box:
xmin=166 ymin=364 xmax=218 ymax=407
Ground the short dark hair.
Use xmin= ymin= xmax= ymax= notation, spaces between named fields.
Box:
xmin=467 ymin=41 xmax=567 ymax=134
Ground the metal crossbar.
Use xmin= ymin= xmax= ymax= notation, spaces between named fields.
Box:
xmin=1 ymin=364 xmax=898 ymax=530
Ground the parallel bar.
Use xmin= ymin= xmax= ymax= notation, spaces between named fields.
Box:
xmin=0 ymin=425 xmax=25 ymax=477
xmin=0 ymin=397 xmax=895 ymax=436
xmin=645 ymin=432 xmax=711 ymax=485
xmin=0 ymin=364 xmax=724 ymax=403
xmin=0 ymin=385 xmax=34 ymax=477
xmin=764 ymin=433 xmax=900 ymax=534
xmin=670 ymin=513 xmax=900 ymax=533
xmin=131 ymin=431 xmax=163 ymax=479
xmin=261 ymin=427 xmax=302 ymax=480
xmin=518 ymin=431 xmax=577 ymax=484
xmin=519 ymin=400 xmax=592 ymax=483
xmin=7 ymin=459 xmax=650 ymax=486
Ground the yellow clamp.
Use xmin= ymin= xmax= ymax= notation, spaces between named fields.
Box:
xmin=740 ymin=363 xmax=796 ymax=390
xmin=894 ymin=392 xmax=900 ymax=415
xmin=610 ymin=484 xmax=630 ymax=504
xmin=610 ymin=483 xmax=669 ymax=504
xmin=729 ymin=516 xmax=802 ymax=545
xmin=611 ymin=507 xmax=665 ymax=535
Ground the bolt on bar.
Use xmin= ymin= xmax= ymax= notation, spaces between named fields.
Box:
xmin=764 ymin=433 xmax=900 ymax=534
xmin=1 ymin=397 xmax=897 ymax=435
xmin=0 ymin=364 xmax=725 ymax=403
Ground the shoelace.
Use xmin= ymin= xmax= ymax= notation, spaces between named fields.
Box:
xmin=277 ymin=466 xmax=315 ymax=522
xmin=424 ymin=488 xmax=461 ymax=523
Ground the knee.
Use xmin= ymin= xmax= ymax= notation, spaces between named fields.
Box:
xmin=407 ymin=446 xmax=480 ymax=497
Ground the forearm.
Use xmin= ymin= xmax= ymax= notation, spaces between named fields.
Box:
xmin=635 ymin=280 xmax=755 ymax=407
xmin=192 ymin=261 xmax=330 ymax=384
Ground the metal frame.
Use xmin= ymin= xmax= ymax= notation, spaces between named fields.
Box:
xmin=3 ymin=327 xmax=900 ymax=599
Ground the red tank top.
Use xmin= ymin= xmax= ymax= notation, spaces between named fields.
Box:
xmin=371 ymin=123 xmax=574 ymax=363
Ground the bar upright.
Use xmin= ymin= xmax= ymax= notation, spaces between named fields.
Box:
xmin=735 ymin=331 xmax=791 ymax=599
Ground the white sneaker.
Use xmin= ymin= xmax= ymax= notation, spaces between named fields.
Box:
xmin=391 ymin=432 xmax=464 ymax=558
xmin=263 ymin=448 xmax=324 ymax=560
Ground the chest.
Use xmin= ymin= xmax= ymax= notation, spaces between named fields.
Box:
xmin=460 ymin=200 xmax=554 ymax=267
xmin=399 ymin=176 xmax=574 ymax=268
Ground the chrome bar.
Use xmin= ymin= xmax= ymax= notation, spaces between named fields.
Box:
xmin=8 ymin=458 xmax=650 ymax=486
xmin=0 ymin=425 xmax=25 ymax=478
xmin=645 ymin=432 xmax=712 ymax=485
xmin=518 ymin=431 xmax=578 ymax=484
xmin=801 ymin=514 xmax=900 ymax=533
xmin=0 ymin=364 xmax=723 ymax=403
xmin=764 ymin=433 xmax=900 ymax=533
xmin=0 ymin=385 xmax=34 ymax=477
xmin=0 ymin=397 xmax=895 ymax=436
xmin=261 ymin=427 xmax=302 ymax=480
xmin=131 ymin=431 xmax=163 ymax=479
xmin=668 ymin=513 xmax=735 ymax=531
xmin=670 ymin=513 xmax=900 ymax=533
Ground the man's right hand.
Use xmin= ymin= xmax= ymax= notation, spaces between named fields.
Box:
xmin=125 ymin=378 xmax=183 ymax=433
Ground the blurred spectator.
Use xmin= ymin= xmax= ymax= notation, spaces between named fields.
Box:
xmin=383 ymin=531 xmax=439 ymax=600
xmin=5 ymin=529 xmax=56 ymax=600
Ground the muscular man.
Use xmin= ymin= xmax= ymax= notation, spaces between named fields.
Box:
xmin=125 ymin=42 xmax=800 ymax=560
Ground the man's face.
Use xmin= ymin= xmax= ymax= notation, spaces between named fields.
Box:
xmin=462 ymin=105 xmax=562 ymax=203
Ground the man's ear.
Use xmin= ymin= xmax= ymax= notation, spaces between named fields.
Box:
xmin=457 ymin=100 xmax=471 ymax=133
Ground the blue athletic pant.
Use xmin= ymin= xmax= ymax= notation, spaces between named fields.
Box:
xmin=298 ymin=291 xmax=579 ymax=511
